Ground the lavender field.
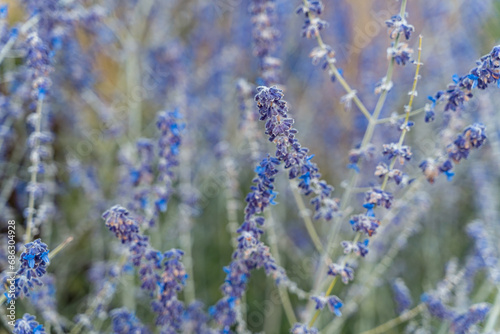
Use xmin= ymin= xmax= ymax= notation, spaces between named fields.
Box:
xmin=1 ymin=0 xmax=500 ymax=333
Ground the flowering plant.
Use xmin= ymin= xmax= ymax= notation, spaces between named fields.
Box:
xmin=1 ymin=0 xmax=500 ymax=333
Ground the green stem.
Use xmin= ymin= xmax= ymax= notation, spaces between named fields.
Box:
xmin=308 ymin=276 xmax=338 ymax=328
xmin=381 ymin=35 xmax=423 ymax=191
xmin=266 ymin=212 xmax=298 ymax=326
xmin=0 ymin=118 xmax=13 ymax=155
xmin=313 ymin=30 xmax=370 ymax=120
xmin=484 ymin=286 xmax=500 ymax=332
xmin=125 ymin=0 xmax=155 ymax=139
xmin=290 ymin=181 xmax=324 ymax=253
xmin=301 ymin=0 xmax=371 ymax=121
xmin=359 ymin=303 xmax=426 ymax=334
xmin=49 ymin=236 xmax=74 ymax=257
xmin=70 ymin=253 xmax=129 ymax=334
xmin=0 ymin=15 xmax=39 ymax=66
xmin=0 ymin=145 xmax=26 ymax=214
xmin=25 ymin=96 xmax=45 ymax=243
xmin=376 ymin=107 xmax=425 ymax=124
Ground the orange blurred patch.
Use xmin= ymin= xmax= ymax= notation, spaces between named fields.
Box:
xmin=5 ymin=0 xmax=24 ymax=25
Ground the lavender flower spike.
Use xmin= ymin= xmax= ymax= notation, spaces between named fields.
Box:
xmin=255 ymin=86 xmax=339 ymax=221
xmin=14 ymin=313 xmax=46 ymax=334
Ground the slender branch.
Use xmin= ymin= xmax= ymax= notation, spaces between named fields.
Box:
xmin=25 ymin=96 xmax=45 ymax=243
xmin=319 ymin=45 xmax=371 ymax=121
xmin=0 ymin=37 xmax=17 ymax=65
xmin=381 ymin=35 xmax=423 ymax=191
xmin=0 ymin=144 xmax=26 ymax=214
xmin=0 ymin=14 xmax=39 ymax=66
xmin=266 ymin=212 xmax=298 ymax=327
xmin=49 ymin=236 xmax=74 ymax=257
xmin=290 ymin=181 xmax=324 ymax=253
xmin=376 ymin=107 xmax=425 ymax=124
xmin=179 ymin=148 xmax=196 ymax=304
xmin=303 ymin=0 xmax=371 ymax=121
xmin=484 ymin=286 xmax=500 ymax=333
xmin=406 ymin=37 xmax=423 ymax=112
xmin=308 ymin=276 xmax=339 ymax=327
xmin=360 ymin=303 xmax=426 ymax=334
xmin=70 ymin=253 xmax=129 ymax=334
xmin=0 ymin=116 xmax=14 ymax=158
xmin=125 ymin=0 xmax=155 ymax=139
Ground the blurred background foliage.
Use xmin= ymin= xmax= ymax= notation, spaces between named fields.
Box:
xmin=1 ymin=0 xmax=500 ymax=333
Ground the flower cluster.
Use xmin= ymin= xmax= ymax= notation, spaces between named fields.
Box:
xmin=14 ymin=239 xmax=50 ymax=299
xmin=391 ymin=278 xmax=412 ymax=314
xmin=291 ymin=323 xmax=319 ymax=334
xmin=426 ymin=45 xmax=500 ymax=117
xmin=386 ymin=42 xmax=413 ymax=66
xmin=420 ymin=259 xmax=491 ymax=333
xmin=102 ymin=206 xmax=189 ymax=330
xmin=348 ymin=145 xmax=376 ymax=169
xmin=341 ymin=239 xmax=369 ymax=257
xmin=375 ymin=163 xmax=404 ymax=185
xmin=25 ymin=32 xmax=52 ymax=98
xmin=382 ymin=143 xmax=412 ymax=165
xmin=13 ymin=313 xmax=46 ymax=334
xmin=250 ymin=0 xmax=281 ymax=85
xmin=309 ymin=45 xmax=335 ymax=69
xmin=296 ymin=0 xmax=338 ymax=81
xmin=451 ymin=303 xmax=490 ymax=334
xmin=102 ymin=205 xmax=140 ymax=243
xmin=422 ymin=293 xmax=490 ymax=333
xmin=245 ymin=155 xmax=279 ymax=218
xmin=146 ymin=44 xmax=184 ymax=105
xmin=466 ymin=221 xmax=500 ymax=283
xmin=385 ymin=14 xmax=414 ymax=40
xmin=295 ymin=0 xmax=323 ymax=16
xmin=126 ymin=139 xmax=155 ymax=214
xmin=110 ymin=308 xmax=150 ymax=334
xmin=420 ymin=123 xmax=486 ymax=183
xmin=255 ymin=86 xmax=339 ymax=221
xmin=152 ymin=249 xmax=186 ymax=328
xmin=448 ymin=123 xmax=487 ymax=162
xmin=311 ymin=294 xmax=343 ymax=316
xmin=301 ymin=15 xmax=327 ymax=39
xmin=156 ymin=109 xmax=184 ymax=213
xmin=327 ymin=262 xmax=354 ymax=284
xmin=344 ymin=186 xmax=394 ymax=259
xmin=29 ymin=275 xmax=59 ymax=326
xmin=211 ymin=155 xmax=299 ymax=331
xmin=384 ymin=13 xmax=415 ymax=66
xmin=183 ymin=302 xmax=214 ymax=334
xmin=117 ymin=109 xmax=185 ymax=226
xmin=134 ymin=239 xmax=161 ymax=293
xmin=421 ymin=293 xmax=456 ymax=320
xmin=365 ymin=188 xmax=394 ymax=209
xmin=349 ymin=214 xmax=380 ymax=237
